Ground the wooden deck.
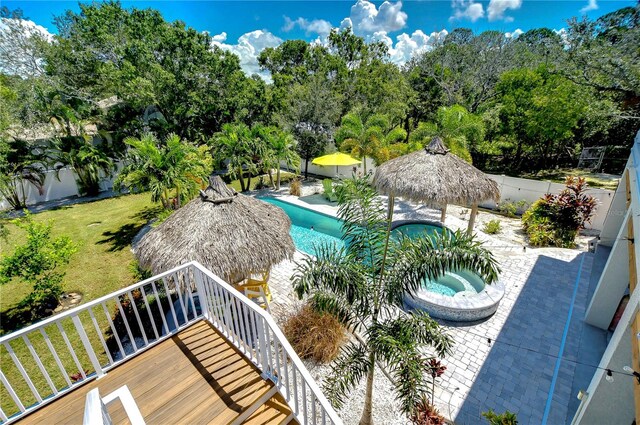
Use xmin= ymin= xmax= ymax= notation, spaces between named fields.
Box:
xmin=18 ymin=320 xmax=295 ymax=424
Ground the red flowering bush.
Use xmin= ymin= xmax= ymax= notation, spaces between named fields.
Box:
xmin=522 ymin=177 xmax=597 ymax=247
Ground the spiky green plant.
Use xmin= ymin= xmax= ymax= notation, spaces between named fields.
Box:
xmin=115 ymin=133 xmax=212 ymax=209
xmin=293 ymin=177 xmax=500 ymax=425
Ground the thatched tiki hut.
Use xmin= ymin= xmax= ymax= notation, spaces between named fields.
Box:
xmin=373 ymin=136 xmax=499 ymax=233
xmin=135 ymin=176 xmax=295 ymax=282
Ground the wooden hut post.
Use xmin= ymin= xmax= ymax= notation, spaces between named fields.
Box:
xmin=440 ymin=203 xmax=447 ymax=223
xmin=467 ymin=203 xmax=478 ymax=234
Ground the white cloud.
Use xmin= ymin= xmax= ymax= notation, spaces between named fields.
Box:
xmin=283 ymin=16 xmax=333 ymax=36
xmin=372 ymin=29 xmax=448 ymax=65
xmin=450 ymin=0 xmax=485 ymax=22
xmin=347 ymin=0 xmax=408 ymax=35
xmin=0 ymin=18 xmax=53 ymax=76
xmin=487 ymin=0 xmax=522 ymax=22
xmin=580 ymin=0 xmax=598 ymax=13
xmin=211 ymin=32 xmax=228 ymax=42
xmin=505 ymin=28 xmax=523 ymax=39
xmin=210 ymin=30 xmax=283 ymax=78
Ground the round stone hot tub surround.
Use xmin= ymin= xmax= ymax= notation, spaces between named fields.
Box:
xmin=391 ymin=219 xmax=505 ymax=322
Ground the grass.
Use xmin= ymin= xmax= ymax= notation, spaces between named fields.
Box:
xmin=0 ymin=176 xmax=297 ymax=417
xmin=1 ymin=192 xmax=159 ymax=320
xmin=520 ymin=168 xmax=621 ymax=191
xmin=0 ymin=192 xmax=160 ymax=417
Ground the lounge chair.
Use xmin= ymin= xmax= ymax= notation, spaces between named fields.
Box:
xmin=243 ymin=286 xmax=271 ymax=312
xmin=323 ymin=179 xmax=337 ymax=202
xmin=233 ymin=270 xmax=272 ymax=303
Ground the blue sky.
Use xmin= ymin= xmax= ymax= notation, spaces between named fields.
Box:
xmin=4 ymin=0 xmax=635 ymax=75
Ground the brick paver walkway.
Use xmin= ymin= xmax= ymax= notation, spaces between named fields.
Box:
xmin=263 ymin=195 xmax=608 ymax=425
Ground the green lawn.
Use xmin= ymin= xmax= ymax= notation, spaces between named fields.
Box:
xmin=0 ymin=192 xmax=161 ymax=416
xmin=0 ymin=180 xmax=291 ymax=417
xmin=520 ymin=168 xmax=621 ymax=191
xmin=1 ymin=193 xmax=160 ymax=331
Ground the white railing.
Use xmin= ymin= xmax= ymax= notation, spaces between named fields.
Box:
xmin=0 ymin=262 xmax=342 ymax=425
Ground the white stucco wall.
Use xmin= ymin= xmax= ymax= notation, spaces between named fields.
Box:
xmin=299 ymin=157 xmax=616 ymax=231
xmin=0 ymin=163 xmax=121 ymax=211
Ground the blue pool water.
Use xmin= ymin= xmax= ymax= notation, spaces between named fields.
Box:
xmin=259 ymin=198 xmax=485 ymax=297
xmin=260 ymin=197 xmax=346 ymax=256
xmin=392 ymin=223 xmax=486 ymax=297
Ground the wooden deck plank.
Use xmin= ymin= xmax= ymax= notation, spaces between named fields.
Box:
xmin=17 ymin=320 xmax=289 ymax=425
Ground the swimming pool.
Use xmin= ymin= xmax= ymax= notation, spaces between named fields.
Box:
xmin=259 ymin=198 xmax=503 ymax=320
xmin=259 ymin=197 xmax=345 ymax=256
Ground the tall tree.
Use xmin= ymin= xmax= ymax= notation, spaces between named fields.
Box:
xmin=410 ymin=105 xmax=485 ymax=163
xmin=278 ymin=76 xmax=341 ymax=177
xmin=336 ymin=112 xmax=406 ymax=173
xmin=293 ymin=177 xmax=500 ymax=425
xmin=44 ymin=1 xmax=249 ymax=140
xmin=495 ymin=66 xmax=587 ymax=170
xmin=262 ymin=127 xmax=300 ymax=190
xmin=212 ymin=123 xmax=261 ymax=192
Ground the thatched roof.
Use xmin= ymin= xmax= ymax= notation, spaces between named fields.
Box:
xmin=372 ymin=137 xmax=499 ymax=206
xmin=134 ymin=176 xmax=295 ymax=280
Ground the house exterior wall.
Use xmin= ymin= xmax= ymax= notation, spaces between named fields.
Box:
xmin=574 ymin=130 xmax=640 ymax=425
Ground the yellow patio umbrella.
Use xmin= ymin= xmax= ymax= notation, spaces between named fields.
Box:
xmin=312 ymin=152 xmax=362 ymax=175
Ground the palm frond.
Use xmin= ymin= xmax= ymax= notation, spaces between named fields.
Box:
xmin=323 ymin=342 xmax=372 ymax=409
xmin=309 ymin=291 xmax=361 ymax=331
xmin=292 ymin=243 xmax=370 ymax=307
xmin=335 ymin=178 xmax=388 ymax=269
xmin=367 ymin=315 xmax=450 ymax=414
xmin=386 ymin=229 xmax=500 ymax=306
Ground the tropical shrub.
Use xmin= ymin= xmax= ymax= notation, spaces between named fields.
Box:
xmin=497 ymin=199 xmax=529 ymax=217
xmin=482 ymin=409 xmax=518 ymax=424
xmin=52 ymin=137 xmax=116 ymax=196
xmin=0 ymin=212 xmax=76 ymax=317
xmin=283 ymin=304 xmax=346 ymax=363
xmin=522 ymin=177 xmax=597 ymax=247
xmin=483 ymin=219 xmax=502 ymax=234
xmin=410 ymin=396 xmax=446 ymax=425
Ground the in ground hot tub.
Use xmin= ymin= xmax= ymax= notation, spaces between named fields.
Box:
xmin=391 ymin=220 xmax=504 ymax=321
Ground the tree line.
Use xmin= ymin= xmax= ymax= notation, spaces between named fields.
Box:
xmin=1 ymin=1 xmax=638 ymax=209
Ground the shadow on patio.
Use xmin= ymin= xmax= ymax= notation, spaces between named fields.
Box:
xmin=452 ymin=250 xmax=609 ymax=424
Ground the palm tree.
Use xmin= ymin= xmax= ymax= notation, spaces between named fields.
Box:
xmin=410 ymin=105 xmax=485 ymax=163
xmin=336 ymin=112 xmax=406 ymax=173
xmin=52 ymin=137 xmax=115 ymax=196
xmin=0 ymin=138 xmax=47 ymax=210
xmin=115 ymin=133 xmax=212 ymax=209
xmin=263 ymin=127 xmax=300 ymax=190
xmin=293 ymin=177 xmax=500 ymax=425
xmin=212 ymin=123 xmax=258 ymax=192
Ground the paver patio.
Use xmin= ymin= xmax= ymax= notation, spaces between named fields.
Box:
xmin=263 ymin=195 xmax=610 ymax=425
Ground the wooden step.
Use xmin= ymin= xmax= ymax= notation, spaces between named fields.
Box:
xmin=242 ymin=391 xmax=297 ymax=425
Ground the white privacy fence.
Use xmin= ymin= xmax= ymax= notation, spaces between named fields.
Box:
xmin=0 ymin=164 xmax=121 ymax=211
xmin=304 ymin=159 xmax=617 ymax=231
xmin=0 ymin=262 xmax=341 ymax=425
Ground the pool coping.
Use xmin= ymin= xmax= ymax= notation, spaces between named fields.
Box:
xmin=405 ymin=279 xmax=505 ymax=321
